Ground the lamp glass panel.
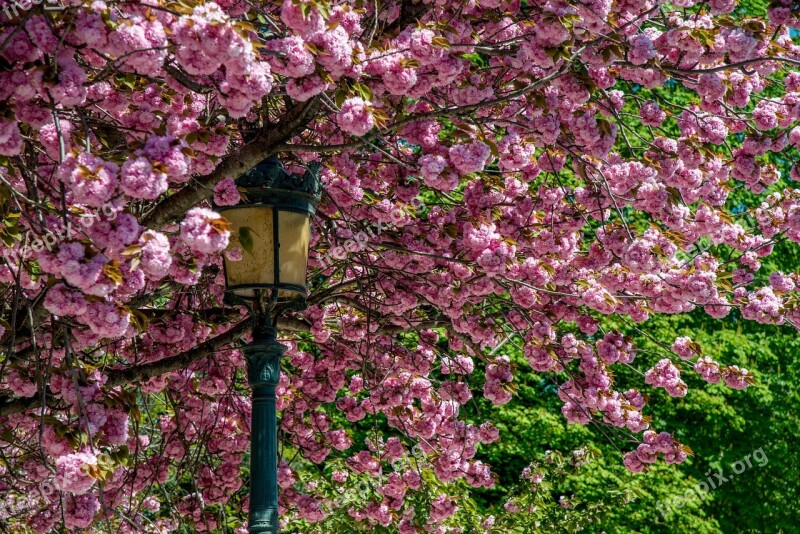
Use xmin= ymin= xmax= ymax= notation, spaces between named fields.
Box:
xmin=277 ymin=210 xmax=311 ymax=288
xmin=222 ymin=205 xmax=275 ymax=298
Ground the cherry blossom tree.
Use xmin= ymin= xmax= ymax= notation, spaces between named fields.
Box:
xmin=0 ymin=0 xmax=798 ymax=530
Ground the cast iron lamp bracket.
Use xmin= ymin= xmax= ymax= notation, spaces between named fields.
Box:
xmin=224 ymin=289 xmax=308 ymax=342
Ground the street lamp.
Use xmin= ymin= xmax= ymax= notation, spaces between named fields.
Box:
xmin=217 ymin=156 xmax=322 ymax=534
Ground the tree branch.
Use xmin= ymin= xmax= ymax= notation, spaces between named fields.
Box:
xmin=0 ymin=318 xmax=310 ymax=417
xmin=0 ymin=313 xmax=444 ymax=417
xmin=140 ymin=96 xmax=322 ymax=229
xmin=384 ymin=0 xmax=427 ymax=34
xmin=105 ymin=320 xmax=251 ymax=387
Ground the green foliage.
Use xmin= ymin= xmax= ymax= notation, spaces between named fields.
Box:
xmin=625 ymin=311 xmax=800 ymax=532
xmin=470 ymin=289 xmax=800 ymax=532
xmin=469 ymin=339 xmax=723 ymax=533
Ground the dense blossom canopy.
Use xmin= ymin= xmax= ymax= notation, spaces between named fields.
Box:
xmin=0 ymin=0 xmax=799 ymax=530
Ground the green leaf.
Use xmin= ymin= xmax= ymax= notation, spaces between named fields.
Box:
xmin=239 ymin=226 xmax=255 ymax=256
xmin=109 ymin=445 xmax=131 ymax=466
xmin=334 ymin=88 xmax=347 ymax=108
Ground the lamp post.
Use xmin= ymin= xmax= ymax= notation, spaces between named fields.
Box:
xmin=217 ymin=156 xmax=321 ymax=534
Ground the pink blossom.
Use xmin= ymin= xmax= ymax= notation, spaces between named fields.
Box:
xmin=165 ymin=439 xmax=186 ymax=459
xmin=280 ymin=0 xmax=326 ymax=38
xmin=137 ymin=230 xmax=172 ymax=280
xmin=577 ymin=315 xmax=599 ymax=335
xmin=225 ymin=245 xmax=244 ymax=261
xmin=4 ymin=369 xmax=37 ymax=398
xmin=49 ymin=53 xmax=88 ymax=106
xmin=753 ymin=101 xmax=780 ymax=130
xmin=429 ymin=494 xmax=458 ymax=523
xmin=121 ymin=157 xmax=169 ymax=200
xmin=769 ymin=271 xmax=795 ymax=292
xmin=0 ymin=120 xmax=23 ymax=156
xmin=214 ymin=177 xmax=241 ymax=206
xmin=419 ymin=154 xmax=448 ymax=182
xmin=671 ymin=336 xmax=698 ymax=360
xmin=383 ymin=59 xmax=418 ymax=95
xmin=88 ymin=213 xmax=141 ymax=251
xmin=180 ymin=207 xmax=231 ymax=254
xmin=308 ymin=26 xmax=353 ymax=79
xmin=639 ymin=101 xmax=666 ymax=126
xmin=108 ymin=17 xmax=167 ymax=75
xmin=628 ymin=34 xmax=656 ymax=65
xmin=694 ymin=356 xmax=721 ymax=383
xmin=336 ymin=97 xmax=375 ymax=137
xmin=449 ymin=142 xmax=491 ymax=175
xmin=266 ymin=36 xmax=315 ymax=78
xmin=409 ymin=29 xmax=445 ymax=66
xmin=441 ymin=355 xmax=474 ymax=374
xmin=102 ymin=408 xmax=129 ymax=445
xmin=504 ymin=500 xmax=520 ymax=513
xmin=55 ymin=452 xmax=98 ymax=495
xmin=478 ymin=423 xmax=500 ymax=444
xmin=140 ymin=135 xmax=190 ymax=182
xmin=64 ymin=493 xmax=100 ymax=529
xmin=82 ymin=301 xmax=131 ymax=339
xmin=45 ymin=243 xmax=118 ymax=297
xmin=644 ymin=358 xmax=687 ymax=397
xmin=721 ymin=365 xmax=753 ymax=390
xmin=740 ymin=286 xmax=784 ymax=324
xmin=709 ymin=0 xmax=735 ymax=13
xmin=57 ymin=153 xmax=119 ymax=208
xmin=44 ymin=283 xmax=88 ymax=317
xmin=286 ymin=75 xmax=330 ymax=101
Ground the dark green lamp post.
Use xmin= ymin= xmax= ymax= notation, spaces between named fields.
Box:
xmin=218 ymin=156 xmax=322 ymax=534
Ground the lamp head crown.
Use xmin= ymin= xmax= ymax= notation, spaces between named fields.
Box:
xmin=235 ymin=156 xmax=322 ymax=213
